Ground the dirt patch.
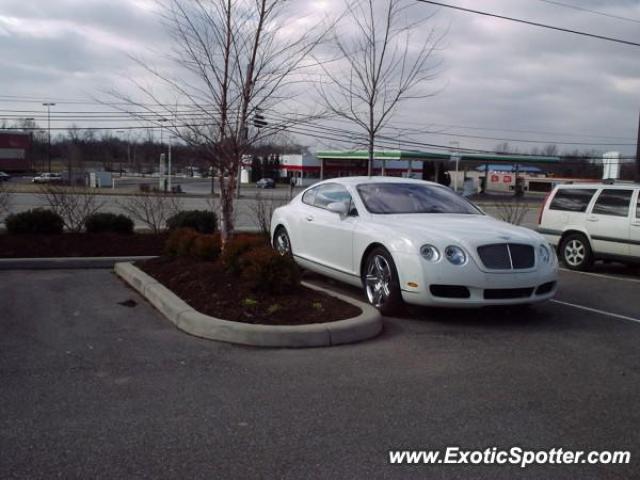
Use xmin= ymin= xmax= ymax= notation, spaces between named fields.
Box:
xmin=0 ymin=233 xmax=167 ymax=258
xmin=138 ymin=256 xmax=362 ymax=325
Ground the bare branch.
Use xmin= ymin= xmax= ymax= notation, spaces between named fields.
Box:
xmin=118 ymin=194 xmax=183 ymax=234
xmin=315 ymin=0 xmax=444 ymax=174
xmin=40 ymin=185 xmax=105 ymax=233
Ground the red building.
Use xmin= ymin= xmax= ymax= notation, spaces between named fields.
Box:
xmin=0 ymin=132 xmax=32 ymax=172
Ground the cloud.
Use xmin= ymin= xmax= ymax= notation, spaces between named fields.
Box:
xmin=0 ymin=0 xmax=637 ymax=155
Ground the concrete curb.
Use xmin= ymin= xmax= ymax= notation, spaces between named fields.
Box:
xmin=114 ymin=262 xmax=383 ymax=348
xmin=0 ymin=256 xmax=157 ymax=270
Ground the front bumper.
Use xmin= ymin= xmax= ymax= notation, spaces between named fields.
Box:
xmin=394 ymin=251 xmax=559 ymax=308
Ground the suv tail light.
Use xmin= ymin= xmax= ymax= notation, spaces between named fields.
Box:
xmin=537 ymin=192 xmax=551 ymax=225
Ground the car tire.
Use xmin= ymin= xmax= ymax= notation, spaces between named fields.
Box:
xmin=363 ymin=247 xmax=403 ymax=316
xmin=273 ymin=227 xmax=292 ymax=257
xmin=560 ymin=233 xmax=593 ymax=271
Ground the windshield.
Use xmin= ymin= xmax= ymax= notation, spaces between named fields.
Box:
xmin=357 ymin=182 xmax=482 ymax=215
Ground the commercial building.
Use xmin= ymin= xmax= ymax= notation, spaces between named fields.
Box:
xmin=278 ymin=148 xmax=560 ymax=192
xmin=0 ymin=132 xmax=32 ymax=172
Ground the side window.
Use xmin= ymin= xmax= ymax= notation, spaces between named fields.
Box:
xmin=636 ymin=192 xmax=640 ymax=219
xmin=302 ymin=188 xmax=317 ymax=206
xmin=549 ymin=188 xmax=596 ymax=213
xmin=592 ymin=189 xmax=633 ymax=217
xmin=314 ymin=184 xmax=353 ymax=209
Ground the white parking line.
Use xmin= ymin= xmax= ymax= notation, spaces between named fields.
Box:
xmin=559 ymin=268 xmax=640 ymax=284
xmin=551 ymin=299 xmax=640 ymax=325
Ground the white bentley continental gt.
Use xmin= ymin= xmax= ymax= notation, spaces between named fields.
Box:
xmin=271 ymin=177 xmax=558 ymax=314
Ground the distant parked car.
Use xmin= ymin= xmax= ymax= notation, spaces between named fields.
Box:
xmin=538 ymin=181 xmax=640 ymax=270
xmin=32 ymin=173 xmax=63 ymax=184
xmin=257 ymin=178 xmax=275 ymax=189
xmin=0 ymin=171 xmax=10 ymax=182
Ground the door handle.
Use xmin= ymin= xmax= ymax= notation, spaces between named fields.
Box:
xmin=305 ymin=216 xmax=314 ymax=222
xmin=632 ymin=221 xmax=640 ymax=227
xmin=586 ymin=217 xmax=599 ymax=222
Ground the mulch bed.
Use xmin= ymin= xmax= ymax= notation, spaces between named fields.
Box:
xmin=0 ymin=233 xmax=168 ymax=258
xmin=138 ymin=256 xmax=362 ymax=326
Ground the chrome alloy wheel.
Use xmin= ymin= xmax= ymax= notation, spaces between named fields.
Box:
xmin=563 ymin=239 xmax=586 ymax=267
xmin=275 ymin=230 xmax=291 ymax=256
xmin=365 ymin=254 xmax=392 ymax=307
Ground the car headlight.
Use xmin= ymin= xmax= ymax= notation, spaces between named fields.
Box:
xmin=538 ymin=244 xmax=553 ymax=263
xmin=538 ymin=244 xmax=551 ymax=264
xmin=420 ymin=244 xmax=440 ymax=262
xmin=445 ymin=245 xmax=467 ymax=266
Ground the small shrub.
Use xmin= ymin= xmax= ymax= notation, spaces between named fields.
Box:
xmin=5 ymin=209 xmax=64 ymax=234
xmin=165 ymin=228 xmax=199 ymax=256
xmin=119 ymin=194 xmax=182 ymax=234
xmin=191 ymin=233 xmax=221 ymax=261
xmin=85 ymin=212 xmax=134 ymax=234
xmin=167 ymin=210 xmax=217 ymax=234
xmin=240 ymin=245 xmax=301 ymax=294
xmin=40 ymin=184 xmax=105 ymax=232
xmin=220 ymin=234 xmax=267 ymax=273
xmin=220 ymin=234 xmax=266 ymax=273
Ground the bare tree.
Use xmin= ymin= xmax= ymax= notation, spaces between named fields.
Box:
xmin=113 ymin=0 xmax=329 ymax=245
xmin=317 ymin=0 xmax=443 ymax=175
xmin=119 ymin=194 xmax=182 ymax=234
xmin=492 ymin=201 xmax=531 ymax=226
xmin=40 ymin=185 xmax=105 ymax=232
xmin=248 ymin=190 xmax=286 ymax=238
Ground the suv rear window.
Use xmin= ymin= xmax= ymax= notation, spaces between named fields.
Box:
xmin=549 ymin=188 xmax=596 ymax=212
xmin=592 ymin=189 xmax=633 ymax=217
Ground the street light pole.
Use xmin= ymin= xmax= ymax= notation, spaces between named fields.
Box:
xmin=159 ymin=119 xmax=168 ymax=192
xmin=42 ymin=102 xmax=55 ymax=172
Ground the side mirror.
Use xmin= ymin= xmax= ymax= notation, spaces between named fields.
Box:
xmin=326 ymin=201 xmax=349 ymax=215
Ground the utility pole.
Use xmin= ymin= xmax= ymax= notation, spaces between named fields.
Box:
xmin=116 ymin=130 xmax=126 ymax=176
xmin=42 ymin=102 xmax=55 ymax=172
xmin=159 ymin=119 xmax=168 ymax=191
xmin=450 ymin=141 xmax=460 ymax=192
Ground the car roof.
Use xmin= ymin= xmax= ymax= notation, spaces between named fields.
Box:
xmin=310 ymin=176 xmax=440 ymax=188
xmin=554 ymin=181 xmax=639 ymax=190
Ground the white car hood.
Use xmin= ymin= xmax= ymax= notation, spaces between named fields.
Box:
xmin=373 ymin=214 xmax=542 ymax=250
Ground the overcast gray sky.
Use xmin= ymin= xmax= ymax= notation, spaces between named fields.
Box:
xmin=0 ymin=0 xmax=638 ymax=156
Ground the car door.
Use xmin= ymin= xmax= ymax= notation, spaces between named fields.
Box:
xmin=299 ymin=183 xmax=357 ymax=274
xmin=629 ymin=189 xmax=640 ymax=259
xmin=292 ymin=186 xmax=319 ymax=259
xmin=587 ymin=188 xmax=634 ymax=257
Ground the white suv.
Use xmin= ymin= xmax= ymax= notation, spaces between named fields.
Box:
xmin=538 ymin=182 xmax=640 ymax=270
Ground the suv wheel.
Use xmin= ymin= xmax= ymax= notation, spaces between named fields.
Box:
xmin=560 ymin=233 xmax=593 ymax=271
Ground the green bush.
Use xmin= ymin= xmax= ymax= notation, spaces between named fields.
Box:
xmin=5 ymin=209 xmax=64 ymax=234
xmin=240 ymin=245 xmax=301 ymax=294
xmin=220 ymin=234 xmax=267 ymax=273
xmin=85 ymin=212 xmax=134 ymax=234
xmin=166 ymin=210 xmax=217 ymax=234
xmin=165 ymin=228 xmax=199 ymax=256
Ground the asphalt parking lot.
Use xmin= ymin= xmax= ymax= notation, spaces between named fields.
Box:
xmin=1 ymin=265 xmax=639 ymax=479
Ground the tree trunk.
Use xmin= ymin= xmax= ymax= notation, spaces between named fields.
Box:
xmin=368 ymin=130 xmax=374 ymax=177
xmin=218 ymin=162 xmax=238 ymax=247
